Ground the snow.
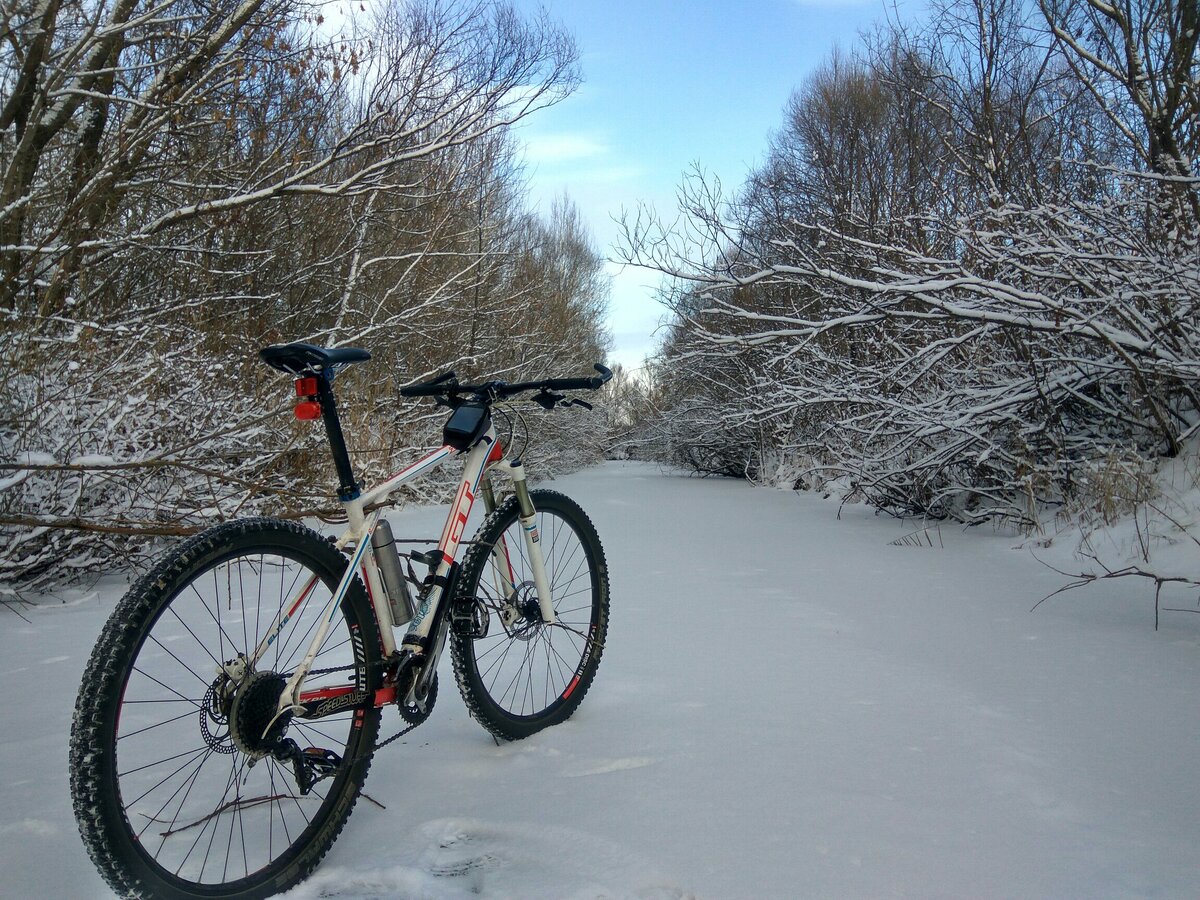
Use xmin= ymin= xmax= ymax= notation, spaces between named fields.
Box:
xmin=66 ymin=454 xmax=117 ymax=467
xmin=4 ymin=461 xmax=1200 ymax=898
xmin=0 ymin=471 xmax=31 ymax=492
xmin=1 ymin=451 xmax=59 ymax=490
xmin=15 ymin=451 xmax=56 ymax=465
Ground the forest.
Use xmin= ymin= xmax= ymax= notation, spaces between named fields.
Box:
xmin=619 ymin=0 xmax=1199 ymax=548
xmin=1 ymin=0 xmax=610 ymax=591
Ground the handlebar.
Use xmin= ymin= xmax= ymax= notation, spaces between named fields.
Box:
xmin=538 ymin=366 xmax=614 ymax=392
xmin=397 ymin=371 xmax=459 ymax=398
xmin=399 ymin=364 xmax=613 ymax=401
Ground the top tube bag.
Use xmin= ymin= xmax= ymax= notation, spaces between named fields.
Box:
xmin=443 ymin=402 xmax=490 ymax=451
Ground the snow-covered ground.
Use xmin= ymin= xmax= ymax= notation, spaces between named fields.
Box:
xmin=4 ymin=461 xmax=1200 ymax=898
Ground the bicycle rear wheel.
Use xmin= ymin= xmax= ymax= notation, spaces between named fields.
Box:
xmin=70 ymin=518 xmax=381 ymax=899
xmin=451 ymin=489 xmax=609 ymax=740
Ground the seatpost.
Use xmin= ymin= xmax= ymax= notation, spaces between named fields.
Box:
xmin=315 ymin=374 xmax=359 ymax=501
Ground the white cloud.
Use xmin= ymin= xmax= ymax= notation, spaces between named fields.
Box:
xmin=523 ymin=133 xmax=608 ymax=165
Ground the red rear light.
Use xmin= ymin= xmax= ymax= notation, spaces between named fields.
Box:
xmin=295 ymin=377 xmax=319 ymax=397
xmin=294 ymin=400 xmax=322 ymax=420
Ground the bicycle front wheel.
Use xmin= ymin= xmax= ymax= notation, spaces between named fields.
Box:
xmin=451 ymin=489 xmax=609 ymax=740
xmin=70 ymin=518 xmax=381 ymax=899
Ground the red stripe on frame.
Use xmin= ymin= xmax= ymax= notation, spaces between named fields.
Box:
xmin=383 ymin=445 xmax=455 ymax=483
xmin=285 ymin=576 xmax=319 ymax=619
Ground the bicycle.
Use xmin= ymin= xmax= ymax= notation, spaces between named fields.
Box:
xmin=69 ymin=342 xmax=613 ymax=899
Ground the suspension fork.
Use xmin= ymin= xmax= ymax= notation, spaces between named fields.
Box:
xmin=480 ymin=475 xmax=516 ymax=604
xmin=508 ymin=461 xmax=556 ymax=625
xmin=481 ymin=462 xmax=556 ymax=626
xmin=481 ymin=475 xmax=499 ymax=514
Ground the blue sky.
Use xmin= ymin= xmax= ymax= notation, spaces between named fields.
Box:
xmin=509 ymin=0 xmax=902 ymax=370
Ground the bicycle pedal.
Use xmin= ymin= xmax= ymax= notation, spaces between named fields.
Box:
xmin=302 ymin=747 xmax=342 ymax=776
xmin=451 ymin=598 xmax=489 ymax=638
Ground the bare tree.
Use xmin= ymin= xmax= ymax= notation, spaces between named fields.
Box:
xmin=1039 ymin=0 xmax=1199 ymax=226
xmin=621 ymin=0 xmax=1199 ymax=528
xmin=0 ymin=0 xmax=616 ymax=593
xmin=1038 ymin=0 xmax=1199 ymax=177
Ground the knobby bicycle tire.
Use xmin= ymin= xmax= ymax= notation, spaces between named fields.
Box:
xmin=70 ymin=518 xmax=382 ymax=899
xmin=451 ymin=490 xmax=609 ymax=740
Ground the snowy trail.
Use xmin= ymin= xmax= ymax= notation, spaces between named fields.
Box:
xmin=4 ymin=461 xmax=1200 ymax=898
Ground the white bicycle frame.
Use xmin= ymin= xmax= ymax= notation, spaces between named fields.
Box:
xmin=243 ymin=423 xmax=557 ymax=719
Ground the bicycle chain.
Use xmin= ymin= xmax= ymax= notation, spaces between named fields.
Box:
xmin=370 ymin=717 xmax=423 ymax=754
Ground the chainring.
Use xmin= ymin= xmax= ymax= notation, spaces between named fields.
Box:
xmin=398 ymin=670 xmax=438 ymax=725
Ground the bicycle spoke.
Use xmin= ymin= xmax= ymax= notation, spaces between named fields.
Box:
xmin=194 ymin=574 xmax=244 ymax=664
xmin=158 ymin=609 xmax=226 ymax=677
xmin=185 ymin=753 xmax=241 ymax=880
xmin=123 ymin=746 xmax=210 ymax=807
xmin=139 ymin=742 xmax=216 ymax=846
xmin=119 ymin=707 xmax=200 ymax=741
xmin=236 ymin=560 xmax=251 ymax=669
xmin=292 ymin=718 xmax=351 ymax=747
xmin=142 ymin=632 xmax=215 ymax=692
xmin=121 ymin=697 xmax=204 ymax=705
xmin=128 ymin=666 xmax=206 ymax=711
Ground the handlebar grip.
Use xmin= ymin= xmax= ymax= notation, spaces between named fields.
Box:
xmin=540 ymin=364 xmax=614 ymax=392
xmin=399 ymin=371 xmax=458 ymax=397
xmin=591 ymin=364 xmax=613 ymax=388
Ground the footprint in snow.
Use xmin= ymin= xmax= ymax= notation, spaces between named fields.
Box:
xmin=283 ymin=819 xmax=694 ymax=898
xmin=425 ymin=826 xmax=503 ymax=888
xmin=418 ymin=818 xmax=695 ymax=899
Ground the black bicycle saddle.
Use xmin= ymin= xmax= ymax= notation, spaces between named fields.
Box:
xmin=260 ymin=342 xmax=371 ymax=376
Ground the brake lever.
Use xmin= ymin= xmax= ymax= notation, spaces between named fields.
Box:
xmin=566 ymin=398 xmax=593 ymax=411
